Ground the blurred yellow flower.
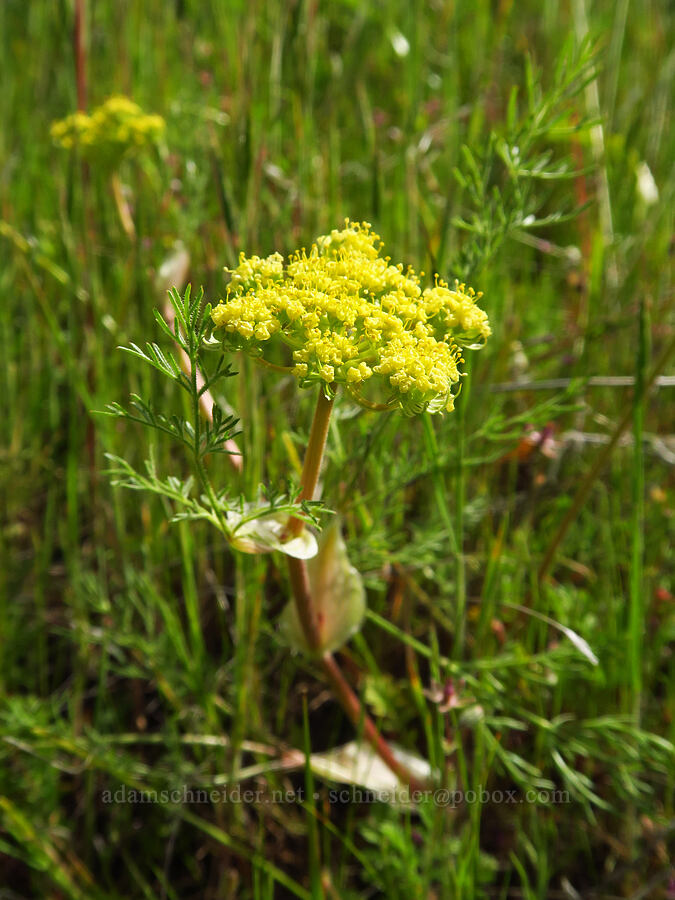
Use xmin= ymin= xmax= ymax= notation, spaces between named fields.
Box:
xmin=50 ymin=95 xmax=165 ymax=166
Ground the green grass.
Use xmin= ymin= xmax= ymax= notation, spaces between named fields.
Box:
xmin=1 ymin=0 xmax=674 ymax=897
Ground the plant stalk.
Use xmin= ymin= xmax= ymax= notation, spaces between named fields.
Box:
xmin=320 ymin=653 xmax=429 ymax=792
xmin=286 ymin=386 xmax=430 ymax=794
xmin=538 ymin=328 xmax=675 ymax=584
xmin=286 ymin=386 xmax=335 ymax=538
xmin=111 ymin=171 xmax=136 ymax=240
xmin=74 ymin=0 xmax=87 ymax=111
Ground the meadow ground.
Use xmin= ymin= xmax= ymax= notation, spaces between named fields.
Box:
xmin=0 ymin=1 xmax=673 ymax=897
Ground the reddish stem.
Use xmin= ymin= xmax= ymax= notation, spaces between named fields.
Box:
xmin=287 ymin=555 xmax=323 ymax=654
xmin=74 ymin=0 xmax=87 ymax=111
xmin=320 ymin=654 xmax=430 ymax=793
xmin=286 ymin=386 xmax=430 ymax=794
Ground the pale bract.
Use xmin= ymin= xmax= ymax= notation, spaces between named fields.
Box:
xmin=279 ymin=519 xmax=366 ymax=653
xmin=225 ymin=505 xmax=318 ymax=559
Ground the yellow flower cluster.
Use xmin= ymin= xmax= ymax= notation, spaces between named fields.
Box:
xmin=211 ymin=222 xmax=490 ymax=414
xmin=51 ymin=96 xmax=165 ymax=166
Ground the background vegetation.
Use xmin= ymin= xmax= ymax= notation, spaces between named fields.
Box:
xmin=1 ymin=0 xmax=673 ymax=897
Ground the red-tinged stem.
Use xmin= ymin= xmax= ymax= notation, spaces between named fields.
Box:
xmin=287 ymin=553 xmax=324 ymax=655
xmin=286 ymin=386 xmax=430 ymax=794
xmin=74 ymin=0 xmax=87 ymax=111
xmin=320 ymin=653 xmax=430 ymax=793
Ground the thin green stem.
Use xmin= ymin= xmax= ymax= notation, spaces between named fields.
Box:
xmin=253 ymin=355 xmax=293 ymax=373
xmin=189 ymin=337 xmax=231 ymax=537
xmin=345 ymin=388 xmax=397 ymax=411
xmin=191 ymin=334 xmax=201 ymax=461
xmin=286 ymin=386 xmax=336 ymax=538
xmin=538 ymin=328 xmax=675 ymax=584
xmin=454 ymin=377 xmax=467 ymax=656
xmin=629 ymin=298 xmax=648 ymax=719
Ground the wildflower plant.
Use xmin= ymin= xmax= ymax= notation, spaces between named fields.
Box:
xmin=102 ymin=40 xmax=603 ymax=793
xmin=51 ymin=95 xmax=165 ymax=238
xmin=50 ymin=95 xmax=165 ymax=170
xmin=105 ymin=223 xmax=488 ymax=788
